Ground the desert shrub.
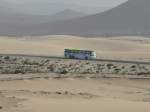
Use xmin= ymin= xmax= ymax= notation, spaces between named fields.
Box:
xmin=113 ymin=68 xmax=121 ymax=74
xmin=130 ymin=65 xmax=136 ymax=69
xmin=3 ymin=56 xmax=10 ymax=60
xmin=0 ymin=106 xmax=3 ymax=109
xmin=120 ymin=70 xmax=128 ymax=75
xmin=106 ymin=64 xmax=114 ymax=69
xmin=32 ymin=61 xmax=40 ymax=65
xmin=22 ymin=59 xmax=30 ymax=65
xmin=14 ymin=69 xmax=25 ymax=74
xmin=60 ymin=69 xmax=68 ymax=74
xmin=22 ymin=59 xmax=39 ymax=65
xmin=47 ymin=65 xmax=55 ymax=72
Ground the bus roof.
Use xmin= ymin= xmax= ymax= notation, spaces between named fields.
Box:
xmin=65 ymin=49 xmax=95 ymax=52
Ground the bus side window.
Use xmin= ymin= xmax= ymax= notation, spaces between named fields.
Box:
xmin=81 ymin=51 xmax=84 ymax=54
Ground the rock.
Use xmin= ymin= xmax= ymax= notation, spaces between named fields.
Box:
xmin=0 ymin=106 xmax=3 ymax=109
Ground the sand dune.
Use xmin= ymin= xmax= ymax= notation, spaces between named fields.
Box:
xmin=0 ymin=78 xmax=150 ymax=112
xmin=23 ymin=97 xmax=150 ymax=112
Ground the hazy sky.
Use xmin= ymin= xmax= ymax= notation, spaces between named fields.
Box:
xmin=5 ymin=0 xmax=127 ymax=7
xmin=2 ymin=0 xmax=127 ymax=15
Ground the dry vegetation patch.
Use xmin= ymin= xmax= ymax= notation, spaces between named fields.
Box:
xmin=0 ymin=56 xmax=150 ymax=76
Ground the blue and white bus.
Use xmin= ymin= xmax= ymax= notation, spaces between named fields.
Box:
xmin=64 ymin=49 xmax=96 ymax=60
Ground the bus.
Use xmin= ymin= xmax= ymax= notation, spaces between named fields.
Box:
xmin=64 ymin=49 xmax=96 ymax=60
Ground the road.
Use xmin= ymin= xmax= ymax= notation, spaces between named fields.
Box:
xmin=0 ymin=53 xmax=150 ymax=65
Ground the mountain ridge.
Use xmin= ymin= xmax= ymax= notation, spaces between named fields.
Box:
xmin=22 ymin=0 xmax=150 ymax=36
xmin=1 ymin=0 xmax=150 ymax=36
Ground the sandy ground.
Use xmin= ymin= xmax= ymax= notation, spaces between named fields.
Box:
xmin=0 ymin=35 xmax=150 ymax=112
xmin=0 ymin=35 xmax=150 ymax=60
xmin=0 ymin=77 xmax=150 ymax=112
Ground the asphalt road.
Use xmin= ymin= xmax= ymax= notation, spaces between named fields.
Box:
xmin=0 ymin=53 xmax=150 ymax=65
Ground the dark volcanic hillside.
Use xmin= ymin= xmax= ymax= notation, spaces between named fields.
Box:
xmin=18 ymin=0 xmax=150 ymax=36
xmin=0 ymin=9 xmax=86 ymax=36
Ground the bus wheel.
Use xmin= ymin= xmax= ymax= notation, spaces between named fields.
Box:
xmin=69 ymin=55 xmax=72 ymax=59
xmin=72 ymin=56 xmax=75 ymax=59
xmin=85 ymin=57 xmax=88 ymax=60
xmin=70 ymin=55 xmax=74 ymax=59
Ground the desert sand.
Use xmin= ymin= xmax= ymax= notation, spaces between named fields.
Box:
xmin=0 ymin=77 xmax=150 ymax=112
xmin=0 ymin=35 xmax=150 ymax=60
xmin=0 ymin=35 xmax=150 ymax=112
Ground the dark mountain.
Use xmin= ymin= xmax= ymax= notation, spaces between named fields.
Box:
xmin=0 ymin=8 xmax=86 ymax=35
xmin=0 ymin=9 xmax=86 ymax=24
xmin=1 ymin=0 xmax=150 ymax=36
xmin=18 ymin=0 xmax=150 ymax=36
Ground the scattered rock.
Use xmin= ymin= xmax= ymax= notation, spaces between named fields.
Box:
xmin=0 ymin=106 xmax=3 ymax=109
xmin=55 ymin=91 xmax=62 ymax=95
xmin=3 ymin=56 xmax=10 ymax=60
xmin=0 ymin=56 xmax=150 ymax=76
